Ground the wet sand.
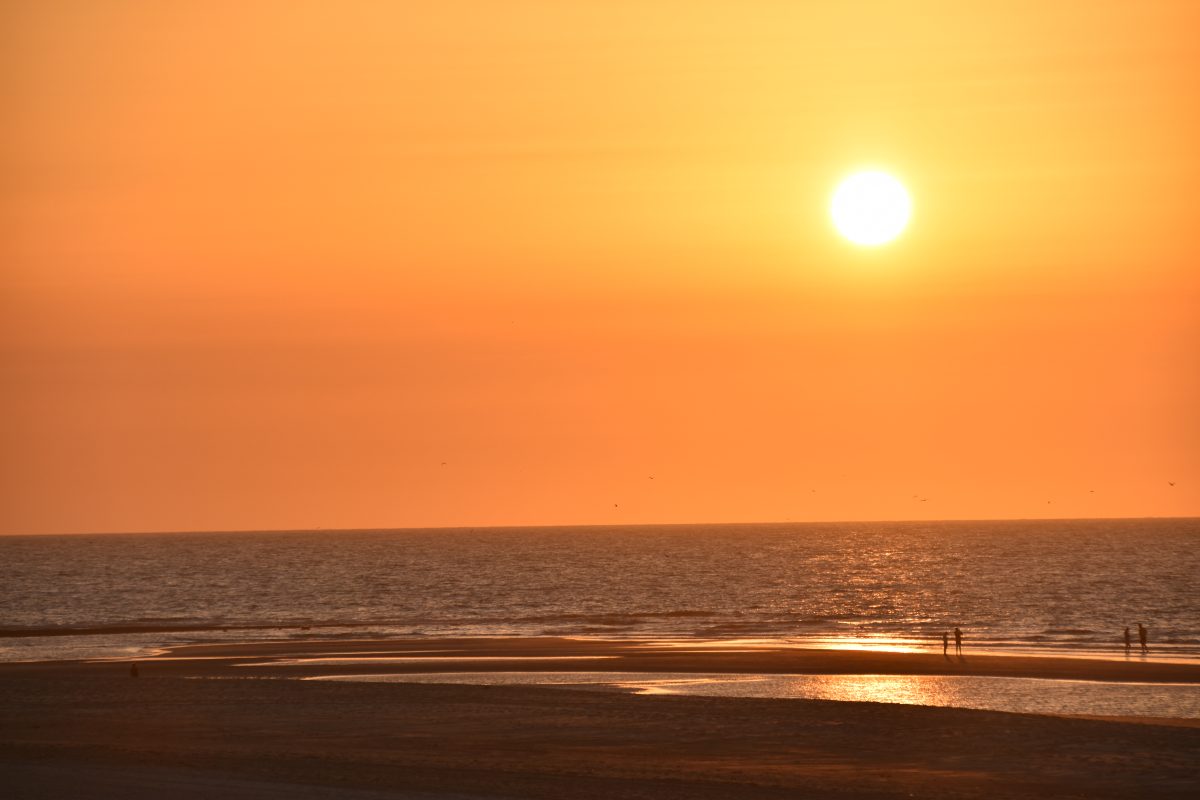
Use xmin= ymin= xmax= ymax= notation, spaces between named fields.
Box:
xmin=29 ymin=635 xmax=1199 ymax=682
xmin=3 ymin=638 xmax=1199 ymax=799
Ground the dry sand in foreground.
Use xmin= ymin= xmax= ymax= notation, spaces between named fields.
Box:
xmin=2 ymin=638 xmax=1199 ymax=799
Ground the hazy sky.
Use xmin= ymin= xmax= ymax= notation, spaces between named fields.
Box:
xmin=3 ymin=1 xmax=1198 ymax=534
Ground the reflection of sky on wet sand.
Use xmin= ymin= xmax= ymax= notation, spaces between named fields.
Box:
xmin=310 ymin=671 xmax=1200 ymax=719
xmin=647 ymin=674 xmax=948 ymax=708
xmin=758 ymin=675 xmax=938 ymax=706
xmin=635 ymin=674 xmax=1200 ymax=719
xmin=793 ymin=639 xmax=927 ymax=655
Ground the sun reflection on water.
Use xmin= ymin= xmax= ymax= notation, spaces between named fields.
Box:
xmin=792 ymin=675 xmax=940 ymax=705
xmin=630 ymin=674 xmax=1200 ymax=719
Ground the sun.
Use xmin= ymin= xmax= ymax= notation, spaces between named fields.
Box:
xmin=830 ymin=170 xmax=912 ymax=246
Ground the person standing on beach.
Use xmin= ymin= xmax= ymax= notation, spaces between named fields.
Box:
xmin=942 ymin=632 xmax=949 ymax=657
xmin=129 ymin=662 xmax=139 ymax=678
xmin=954 ymin=627 xmax=963 ymax=655
xmin=1137 ymin=623 xmax=1148 ymax=654
xmin=1123 ymin=627 xmax=1131 ymax=652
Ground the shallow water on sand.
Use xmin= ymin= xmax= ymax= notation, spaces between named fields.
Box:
xmin=3 ymin=518 xmax=1197 ymax=662
xmin=310 ymin=671 xmax=1200 ymax=719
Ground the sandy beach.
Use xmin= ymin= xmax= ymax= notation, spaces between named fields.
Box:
xmin=3 ymin=637 xmax=1199 ymax=799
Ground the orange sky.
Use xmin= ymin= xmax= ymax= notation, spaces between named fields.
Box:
xmin=3 ymin=1 xmax=1198 ymax=534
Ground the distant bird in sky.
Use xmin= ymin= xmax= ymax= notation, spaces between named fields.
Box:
xmin=440 ymin=462 xmax=447 ymax=466
xmin=1168 ymin=481 xmax=1175 ymax=486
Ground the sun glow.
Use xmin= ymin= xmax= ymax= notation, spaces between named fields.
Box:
xmin=830 ymin=171 xmax=912 ymax=246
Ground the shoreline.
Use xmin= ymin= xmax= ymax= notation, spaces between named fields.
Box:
xmin=5 ymin=635 xmax=1200 ymax=687
xmin=5 ymin=625 xmax=1195 ymax=658
xmin=8 ymin=624 xmax=1199 ymax=673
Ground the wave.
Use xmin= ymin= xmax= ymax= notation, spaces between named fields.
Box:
xmin=693 ymin=622 xmax=801 ymax=636
xmin=0 ymin=622 xmax=375 ymax=638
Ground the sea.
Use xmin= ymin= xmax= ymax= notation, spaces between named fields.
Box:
xmin=2 ymin=518 xmax=1197 ymax=664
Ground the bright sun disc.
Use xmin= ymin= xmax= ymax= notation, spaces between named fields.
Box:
xmin=830 ymin=171 xmax=912 ymax=246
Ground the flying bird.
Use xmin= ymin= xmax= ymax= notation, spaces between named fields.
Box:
xmin=1168 ymin=481 xmax=1175 ymax=487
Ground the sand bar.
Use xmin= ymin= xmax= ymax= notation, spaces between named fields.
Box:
xmin=10 ymin=636 xmax=1192 ymax=683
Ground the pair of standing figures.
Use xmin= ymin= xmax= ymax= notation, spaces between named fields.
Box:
xmin=942 ymin=627 xmax=963 ymax=656
xmin=1124 ymin=623 xmax=1149 ymax=654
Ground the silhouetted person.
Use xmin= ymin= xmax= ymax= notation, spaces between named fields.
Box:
xmin=129 ymin=662 xmax=139 ymax=678
xmin=1138 ymin=623 xmax=1148 ymax=654
xmin=1123 ymin=627 xmax=1131 ymax=652
xmin=942 ymin=632 xmax=949 ymax=657
xmin=954 ymin=627 xmax=963 ymax=656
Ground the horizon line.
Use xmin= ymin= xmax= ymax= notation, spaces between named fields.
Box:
xmin=3 ymin=514 xmax=1197 ymax=538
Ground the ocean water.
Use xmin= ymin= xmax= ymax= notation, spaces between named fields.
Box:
xmin=1 ymin=519 xmax=1197 ymax=663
